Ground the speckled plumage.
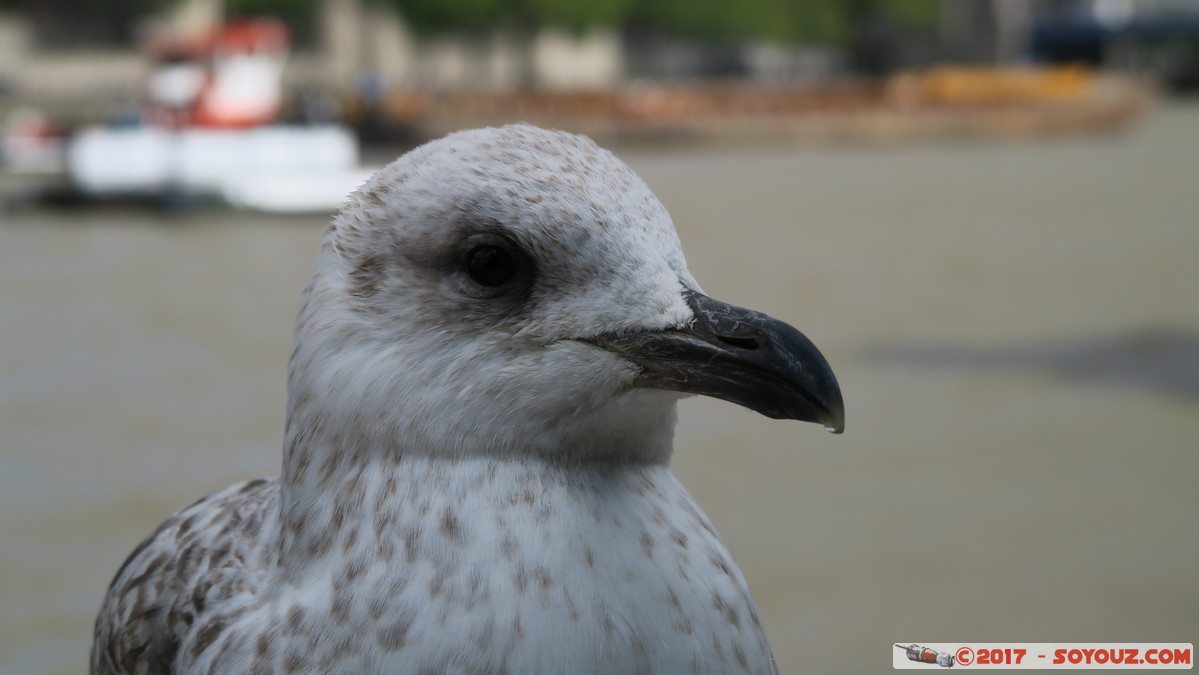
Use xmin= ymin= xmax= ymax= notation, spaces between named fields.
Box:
xmin=92 ymin=124 xmax=798 ymax=674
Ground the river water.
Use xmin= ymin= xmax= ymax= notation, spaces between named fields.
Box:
xmin=2 ymin=104 xmax=1197 ymax=673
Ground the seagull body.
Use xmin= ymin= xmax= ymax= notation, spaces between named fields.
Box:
xmin=92 ymin=124 xmax=843 ymax=674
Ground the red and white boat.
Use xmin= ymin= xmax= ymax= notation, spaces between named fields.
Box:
xmin=66 ymin=19 xmax=372 ymax=213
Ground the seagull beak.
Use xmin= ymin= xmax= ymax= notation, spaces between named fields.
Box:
xmin=588 ymin=290 xmax=844 ymax=433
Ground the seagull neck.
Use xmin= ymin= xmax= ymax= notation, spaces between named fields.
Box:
xmin=275 ymin=438 xmax=680 ymax=576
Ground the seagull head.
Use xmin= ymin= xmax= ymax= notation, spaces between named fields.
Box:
xmin=289 ymin=124 xmax=842 ymax=465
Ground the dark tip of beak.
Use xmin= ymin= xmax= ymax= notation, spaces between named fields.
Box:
xmin=691 ymin=291 xmax=844 ymax=433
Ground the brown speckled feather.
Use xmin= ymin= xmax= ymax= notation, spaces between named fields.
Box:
xmin=91 ymin=478 xmax=279 ymax=674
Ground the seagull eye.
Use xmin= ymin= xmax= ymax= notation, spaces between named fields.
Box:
xmin=465 ymin=245 xmax=516 ymax=287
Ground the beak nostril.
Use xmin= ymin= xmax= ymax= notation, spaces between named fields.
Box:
xmin=717 ymin=335 xmax=762 ymax=351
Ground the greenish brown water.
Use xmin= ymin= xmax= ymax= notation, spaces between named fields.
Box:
xmin=3 ymin=104 xmax=1198 ymax=673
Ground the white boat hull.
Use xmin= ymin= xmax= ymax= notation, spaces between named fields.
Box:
xmin=68 ymin=125 xmax=369 ymax=212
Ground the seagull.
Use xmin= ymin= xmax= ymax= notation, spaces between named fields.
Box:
xmin=91 ymin=123 xmax=844 ymax=675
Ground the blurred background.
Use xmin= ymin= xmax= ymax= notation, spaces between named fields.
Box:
xmin=2 ymin=0 xmax=1197 ymax=673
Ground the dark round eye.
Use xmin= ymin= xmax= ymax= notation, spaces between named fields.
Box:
xmin=465 ymin=245 xmax=516 ymax=287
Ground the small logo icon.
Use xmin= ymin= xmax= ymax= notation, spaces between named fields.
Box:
xmin=896 ymin=644 xmax=956 ymax=668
